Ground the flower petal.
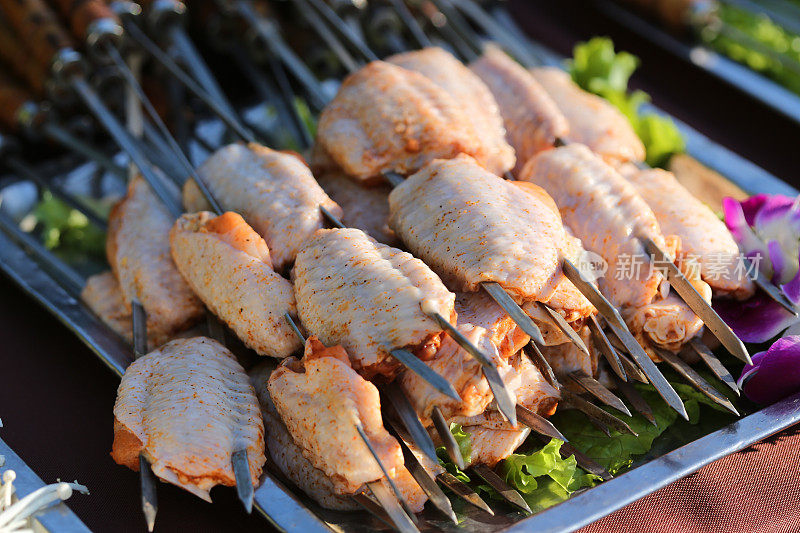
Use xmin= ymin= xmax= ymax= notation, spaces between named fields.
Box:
xmin=722 ymin=198 xmax=774 ymax=277
xmin=781 ymin=250 xmax=800 ymax=305
xmin=767 ymin=240 xmax=787 ymax=284
xmin=740 ymin=335 xmax=800 ymax=404
xmin=714 ymin=292 xmax=799 ymax=343
xmin=737 ymin=194 xmax=771 ymax=226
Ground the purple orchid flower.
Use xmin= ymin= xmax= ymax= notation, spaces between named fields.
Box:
xmin=738 ymin=336 xmax=800 ymax=404
xmin=718 ymin=195 xmax=800 ymax=343
xmin=720 ymin=194 xmax=800 ymax=404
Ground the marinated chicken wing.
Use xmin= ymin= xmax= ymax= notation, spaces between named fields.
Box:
xmin=267 ymin=337 xmax=405 ymax=495
xmin=316 ymin=170 xmax=399 ymax=246
xmin=111 ymin=337 xmax=265 ymax=501
xmin=315 ymin=61 xmax=484 ymax=183
xmin=185 ymin=143 xmax=342 ymax=271
xmin=387 ymin=47 xmax=516 ymax=176
xmin=520 ymin=144 xmax=667 ymax=309
xmin=462 ymin=425 xmax=530 ymax=468
xmin=450 ymin=350 xmax=559 ymax=431
xmin=170 ymin=212 xmax=302 ymax=358
xmin=292 ymin=227 xmax=455 ymax=378
xmin=389 ymin=155 xmax=565 ymax=302
xmin=252 ymin=360 xmax=426 ymax=511
xmin=457 ymin=291 xmax=530 ymax=359
xmin=470 ymin=45 xmax=568 ymax=174
xmin=400 ymin=322 xmax=503 ymax=425
xmin=401 ymin=293 xmax=559 ymax=425
xmin=107 ymin=176 xmax=203 ymax=346
xmin=620 ymin=165 xmax=754 ymax=299
xmin=625 ymin=293 xmax=705 ymax=354
xmin=81 ymin=271 xmax=133 ymax=344
xmin=249 ymin=362 xmax=359 ymax=511
xmin=530 ymin=67 xmax=645 ymax=165
xmin=540 ymin=326 xmax=598 ymax=378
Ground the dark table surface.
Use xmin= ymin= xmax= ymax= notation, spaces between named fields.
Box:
xmin=1 ymin=1 xmax=799 ymax=532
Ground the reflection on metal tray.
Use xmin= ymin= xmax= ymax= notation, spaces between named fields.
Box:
xmin=1 ymin=61 xmax=799 ymax=533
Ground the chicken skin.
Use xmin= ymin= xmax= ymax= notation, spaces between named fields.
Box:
xmin=315 ymin=61 xmax=485 ymax=183
xmin=387 ymin=46 xmax=516 ymax=176
xmin=111 ymin=337 xmax=265 ymax=502
xmin=170 ymin=211 xmax=302 ymax=358
xmin=107 ymin=176 xmax=203 ymax=347
xmin=292 ymin=227 xmax=455 ymax=378
xmin=185 ymin=143 xmax=342 ymax=271
xmin=470 ymin=44 xmax=568 ymax=174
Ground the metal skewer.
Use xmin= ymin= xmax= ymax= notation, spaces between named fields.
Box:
xmin=384 ymin=384 xmax=438 ymax=463
xmin=471 ymin=464 xmax=531 ymax=514
xmin=560 ymin=390 xmax=638 ymax=436
xmin=561 ymin=258 xmax=689 ymax=419
xmin=431 ymin=405 xmax=465 ymax=469
xmin=612 ymin=374 xmax=658 ymax=426
xmin=587 ymin=315 xmax=627 ymax=381
xmin=131 ymin=301 xmax=159 ymax=532
xmin=425 ymin=308 xmax=517 ymax=426
xmin=387 ymin=419 xmax=458 ymax=524
xmin=689 ymin=338 xmax=740 ymax=396
xmin=232 ymin=0 xmax=330 ymax=111
xmin=641 ymin=237 xmax=751 ymax=365
xmin=122 ymin=21 xmax=257 ymax=143
xmin=355 ymin=423 xmax=420 ymax=531
xmin=536 ymin=301 xmax=591 ymax=358
xmin=567 ymin=370 xmax=632 ymax=416
xmin=655 ymin=348 xmax=739 ymax=416
xmin=516 ymin=404 xmax=567 ymax=441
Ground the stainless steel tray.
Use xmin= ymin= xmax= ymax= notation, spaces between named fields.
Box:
xmin=1 ymin=56 xmax=799 ymax=533
xmin=0 ymin=435 xmax=91 ymax=532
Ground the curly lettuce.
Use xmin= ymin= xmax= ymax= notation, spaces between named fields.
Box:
xmin=437 ymin=426 xmax=599 ymax=512
xmin=568 ymin=37 xmax=686 ymax=167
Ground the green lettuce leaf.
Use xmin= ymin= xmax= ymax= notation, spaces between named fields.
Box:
xmin=436 ymin=424 xmax=472 ymax=482
xmin=437 ymin=426 xmax=599 ymax=511
xmin=551 ymin=379 xmax=739 ymax=474
xmin=31 ymin=191 xmax=107 ymax=257
xmin=567 ymin=37 xmax=686 ymax=167
xmin=567 ymin=36 xmax=639 ymax=98
xmin=499 ymin=438 xmax=601 ymax=513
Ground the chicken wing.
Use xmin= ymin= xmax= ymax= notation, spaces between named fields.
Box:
xmin=450 ymin=350 xmax=559 ymax=427
xmin=521 ymin=144 xmax=709 ymax=353
xmin=530 ymin=67 xmax=645 ymax=165
xmin=292 ymin=227 xmax=455 ymax=378
xmin=314 ymin=61 xmax=484 ymax=182
xmin=620 ymin=165 xmax=754 ymax=299
xmin=461 ymin=425 xmax=530 ymax=468
xmin=81 ymin=270 xmax=133 ymax=345
xmin=520 ymin=144 xmax=667 ymax=309
xmin=470 ymin=44 xmax=568 ymax=174
xmin=107 ymin=176 xmax=203 ymax=347
xmin=387 ymin=46 xmax=516 ymax=176
xmin=267 ymin=337 xmax=405 ymax=495
xmin=111 ymin=337 xmax=265 ymax=502
xmin=170 ymin=211 xmax=302 ymax=358
xmin=185 ymin=143 xmax=342 ymax=271
xmin=316 ymin=170 xmax=399 ymax=246
xmin=249 ymin=362 xmax=359 ymax=511
xmin=540 ymin=326 xmax=598 ymax=378
xmin=388 ymin=154 xmax=565 ymax=303
xmin=401 ymin=294 xmax=559 ymax=425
